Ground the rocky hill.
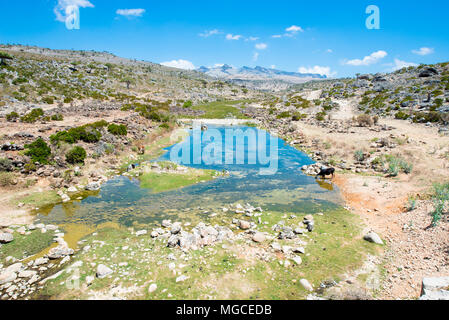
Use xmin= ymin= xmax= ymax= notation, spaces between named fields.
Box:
xmin=0 ymin=45 xmax=263 ymax=116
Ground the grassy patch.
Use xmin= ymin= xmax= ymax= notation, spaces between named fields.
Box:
xmin=14 ymin=190 xmax=61 ymax=209
xmin=138 ymin=169 xmax=217 ymax=193
xmin=0 ymin=229 xmax=55 ymax=263
xmin=188 ymin=100 xmax=249 ymax=119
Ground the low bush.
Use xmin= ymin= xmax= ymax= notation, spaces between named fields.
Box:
xmin=107 ymin=124 xmax=127 ymax=136
xmin=20 ymin=108 xmax=44 ymax=123
xmin=66 ymin=146 xmax=87 ymax=164
xmin=355 ymin=114 xmax=374 ymax=127
xmin=0 ymin=158 xmax=13 ymax=172
xmin=6 ymin=112 xmax=19 ymax=122
xmin=25 ymin=138 xmax=51 ymax=164
xmin=42 ymin=96 xmax=55 ymax=104
xmin=0 ymin=172 xmax=15 ymax=187
xmin=50 ymin=122 xmax=104 ymax=144
xmin=354 ymin=150 xmax=365 ymax=162
xmin=183 ymin=100 xmax=193 ymax=108
xmin=431 ymin=182 xmax=449 ymax=227
xmin=51 ymin=114 xmax=64 ymax=121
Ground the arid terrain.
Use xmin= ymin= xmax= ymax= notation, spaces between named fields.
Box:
xmin=0 ymin=45 xmax=448 ymax=300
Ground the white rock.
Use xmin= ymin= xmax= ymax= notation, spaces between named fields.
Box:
xmin=148 ymin=283 xmax=158 ymax=293
xmin=300 ymin=279 xmax=314 ymax=292
xmin=136 ymin=230 xmax=147 ymax=236
xmin=176 ymin=275 xmax=189 ymax=283
xmin=96 ymin=264 xmax=113 ymax=279
xmin=363 ymin=232 xmax=383 ymax=245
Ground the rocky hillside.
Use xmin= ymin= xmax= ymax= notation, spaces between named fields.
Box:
xmin=0 ymin=45 xmax=263 ymax=117
xmin=287 ymin=63 xmax=449 ymax=126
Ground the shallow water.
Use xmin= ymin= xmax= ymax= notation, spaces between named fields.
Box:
xmin=35 ymin=126 xmax=343 ymax=228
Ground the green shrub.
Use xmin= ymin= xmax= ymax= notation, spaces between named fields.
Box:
xmin=6 ymin=112 xmax=19 ymax=122
xmin=50 ymin=123 xmax=103 ymax=145
xmin=25 ymin=138 xmax=51 ymax=164
xmin=395 ymin=111 xmax=410 ymax=120
xmin=66 ymin=146 xmax=87 ymax=164
xmin=42 ymin=96 xmax=54 ymax=104
xmin=316 ymin=112 xmax=326 ymax=121
xmin=0 ymin=158 xmax=13 ymax=172
xmin=20 ymin=108 xmax=44 ymax=123
xmin=51 ymin=114 xmax=63 ymax=121
xmin=183 ymin=100 xmax=193 ymax=108
xmin=0 ymin=172 xmax=15 ymax=187
xmin=277 ymin=111 xmax=291 ymax=119
xmin=107 ymin=124 xmax=127 ymax=136
xmin=354 ymin=150 xmax=365 ymax=162
xmin=23 ymin=162 xmax=36 ymax=173
xmin=431 ymin=183 xmax=449 ymax=227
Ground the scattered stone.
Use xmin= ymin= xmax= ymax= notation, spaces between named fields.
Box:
xmin=47 ymin=246 xmax=74 ymax=259
xmin=252 ymin=232 xmax=266 ymax=243
xmin=136 ymin=230 xmax=147 ymax=236
xmin=96 ymin=264 xmax=113 ymax=279
xmin=239 ymin=220 xmax=251 ymax=230
xmin=363 ymin=232 xmax=383 ymax=245
xmin=148 ymin=283 xmax=158 ymax=293
xmin=176 ymin=275 xmax=189 ymax=283
xmin=292 ymin=256 xmax=302 ymax=265
xmin=0 ymin=233 xmax=14 ymax=244
xmin=300 ymin=279 xmax=314 ymax=292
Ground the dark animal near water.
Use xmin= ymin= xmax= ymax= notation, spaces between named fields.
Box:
xmin=316 ymin=167 xmax=335 ymax=179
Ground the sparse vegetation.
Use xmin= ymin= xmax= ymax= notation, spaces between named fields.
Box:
xmin=66 ymin=146 xmax=87 ymax=164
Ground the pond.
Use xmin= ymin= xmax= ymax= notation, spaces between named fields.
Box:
xmin=34 ymin=126 xmax=343 ymax=228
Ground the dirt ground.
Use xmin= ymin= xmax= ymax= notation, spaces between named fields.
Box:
xmin=292 ymin=95 xmax=449 ymax=299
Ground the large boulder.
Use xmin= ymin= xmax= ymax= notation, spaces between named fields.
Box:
xmin=419 ymin=67 xmax=439 ymax=78
xmin=420 ymin=277 xmax=449 ymax=300
xmin=0 ymin=232 xmax=14 ymax=244
xmin=47 ymin=245 xmax=74 ymax=260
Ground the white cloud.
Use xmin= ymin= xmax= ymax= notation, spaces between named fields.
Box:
xmin=54 ymin=0 xmax=94 ymax=22
xmin=326 ymin=49 xmax=333 ymax=53
xmin=286 ymin=25 xmax=303 ymax=33
xmin=116 ymin=9 xmax=146 ymax=17
xmin=412 ymin=47 xmax=434 ymax=56
xmin=199 ymin=29 xmax=221 ymax=38
xmin=270 ymin=65 xmax=276 ymax=69
xmin=271 ymin=35 xmax=282 ymax=38
xmin=161 ymin=59 xmax=196 ymax=70
xmin=344 ymin=50 xmax=388 ymax=66
xmin=247 ymin=36 xmax=260 ymax=41
xmin=253 ymin=52 xmax=259 ymax=62
xmin=255 ymin=43 xmax=268 ymax=50
xmin=392 ymin=58 xmax=418 ymax=71
xmin=298 ymin=66 xmax=336 ymax=78
xmin=226 ymin=34 xmax=242 ymax=41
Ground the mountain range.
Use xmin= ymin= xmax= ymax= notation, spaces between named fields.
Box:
xmin=197 ymin=64 xmax=327 ymax=84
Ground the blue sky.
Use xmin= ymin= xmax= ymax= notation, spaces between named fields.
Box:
xmin=0 ymin=0 xmax=448 ymax=77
